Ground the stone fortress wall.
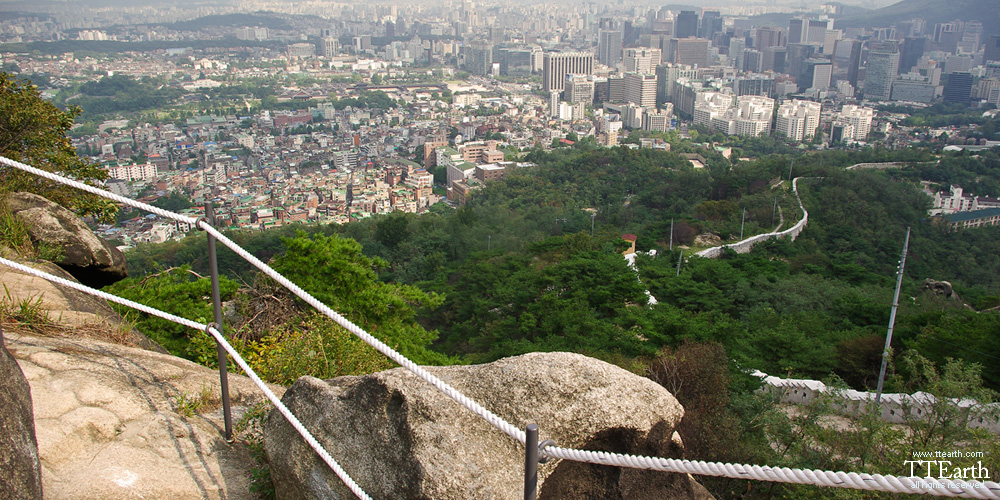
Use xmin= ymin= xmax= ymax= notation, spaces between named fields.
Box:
xmin=696 ymin=177 xmax=811 ymax=259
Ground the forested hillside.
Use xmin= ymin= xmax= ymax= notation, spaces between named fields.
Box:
xmin=122 ymin=145 xmax=1000 ymax=389
xmin=116 ymin=143 xmax=1000 ymax=499
xmin=4 ymin=39 xmax=997 ymax=500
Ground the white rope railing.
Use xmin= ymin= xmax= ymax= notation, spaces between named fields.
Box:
xmin=0 ymin=256 xmax=373 ymax=500
xmin=4 ymin=155 xmax=998 ymax=498
xmin=0 ymin=153 xmax=526 ymax=445
xmin=0 ymin=156 xmax=200 ymax=226
xmin=195 ymin=222 xmax=527 ymax=444
xmin=541 ymin=446 xmax=999 ymax=499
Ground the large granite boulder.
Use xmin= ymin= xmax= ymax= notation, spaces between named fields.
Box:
xmin=265 ymin=352 xmax=713 ymax=500
xmin=5 ymin=192 xmax=127 ymax=288
xmin=0 ymin=325 xmax=43 ymax=500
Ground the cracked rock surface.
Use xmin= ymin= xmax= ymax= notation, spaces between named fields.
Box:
xmin=4 ymin=332 xmax=283 ymax=500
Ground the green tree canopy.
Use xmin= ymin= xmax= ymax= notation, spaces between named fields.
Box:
xmin=0 ymin=73 xmax=116 ymax=220
xmin=270 ymin=231 xmax=447 ymax=365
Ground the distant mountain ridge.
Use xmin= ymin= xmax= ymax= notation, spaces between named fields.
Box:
xmin=157 ymin=13 xmax=294 ymax=32
xmin=835 ymin=0 xmax=1000 ymax=34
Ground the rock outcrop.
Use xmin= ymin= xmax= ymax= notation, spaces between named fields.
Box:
xmin=265 ymin=352 xmax=712 ymax=500
xmin=4 ymin=331 xmax=283 ymax=500
xmin=921 ymin=278 xmax=959 ymax=300
xmin=0 ymin=325 xmax=43 ymax=500
xmin=5 ymin=192 xmax=127 ymax=288
xmin=0 ymin=254 xmax=165 ymax=353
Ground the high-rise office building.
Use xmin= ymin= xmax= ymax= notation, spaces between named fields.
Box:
xmin=734 ymin=74 xmax=775 ymax=97
xmin=598 ymin=29 xmax=624 ymax=66
xmin=699 ymin=10 xmax=721 ymax=40
xmin=786 ymin=43 xmax=817 ymax=85
xmin=891 ymin=77 xmax=938 ymax=103
xmin=497 ymin=47 xmax=534 ymax=76
xmin=651 ymin=18 xmax=673 ymax=36
xmin=675 ymin=11 xmax=698 ymax=39
xmin=488 ymin=26 xmax=504 ymax=44
xmin=864 ymin=41 xmax=899 ymax=101
xmin=806 ymin=19 xmax=832 ymax=44
xmin=624 ymin=73 xmax=658 ymax=107
xmin=900 ymin=37 xmax=926 ymax=74
xmin=463 ymin=41 xmax=494 ymax=76
xmin=742 ymin=49 xmax=762 ymax=73
xmin=669 ymin=37 xmax=710 ymax=67
xmin=353 ymin=35 xmax=372 ymax=53
xmin=833 ymin=39 xmax=862 ymax=88
xmin=321 ymin=37 xmax=340 ymax=58
xmin=800 ymin=59 xmax=833 ymax=91
xmin=729 ymin=37 xmax=745 ymax=70
xmin=943 ymin=72 xmax=973 ymax=105
xmin=754 ymin=27 xmax=783 ymax=50
xmin=934 ymin=22 xmax=961 ymax=52
xmin=608 ymin=76 xmax=625 ymax=104
xmin=895 ymin=19 xmax=925 ymax=38
xmin=762 ymin=46 xmax=787 ymax=73
xmin=656 ymin=63 xmax=696 ymax=106
xmin=564 ymin=74 xmax=595 ymax=104
xmin=985 ymin=35 xmax=1000 ymax=64
xmin=823 ymin=29 xmax=842 ymax=54
xmin=542 ymin=52 xmax=594 ymax=92
xmin=788 ymin=18 xmax=805 ymax=45
xmin=623 ymin=48 xmax=661 ymax=74
xmin=623 ymin=21 xmax=641 ymax=46
xmin=594 ymin=78 xmax=610 ymax=104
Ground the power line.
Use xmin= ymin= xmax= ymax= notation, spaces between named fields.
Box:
xmin=921 ymin=335 xmax=1000 ymax=362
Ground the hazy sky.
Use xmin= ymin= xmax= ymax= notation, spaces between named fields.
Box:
xmin=0 ymin=0 xmax=901 ymax=7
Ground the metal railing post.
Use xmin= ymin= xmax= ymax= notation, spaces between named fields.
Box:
xmin=205 ymin=203 xmax=233 ymax=440
xmin=524 ymin=423 xmax=539 ymax=500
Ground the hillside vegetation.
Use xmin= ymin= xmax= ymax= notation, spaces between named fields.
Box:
xmin=123 ymin=145 xmax=1000 ymax=387
xmin=4 ymin=68 xmax=997 ymax=500
xmin=117 ymin=142 xmax=1000 ymax=499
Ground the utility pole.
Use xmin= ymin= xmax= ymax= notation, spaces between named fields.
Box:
xmin=740 ymin=208 xmax=746 ymax=240
xmin=771 ymin=197 xmax=778 ymax=226
xmin=590 ymin=213 xmax=596 ymax=236
xmin=788 ymin=159 xmax=793 ymax=181
xmin=875 ymin=227 xmax=911 ymax=404
xmin=669 ymin=218 xmax=674 ymax=251
xmin=488 ymin=234 xmax=491 ymax=251
xmin=676 ymin=250 xmax=683 ymax=276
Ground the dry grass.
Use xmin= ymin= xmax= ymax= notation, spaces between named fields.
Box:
xmin=1 ymin=288 xmax=142 ymax=347
xmin=1 ymin=317 xmax=140 ymax=347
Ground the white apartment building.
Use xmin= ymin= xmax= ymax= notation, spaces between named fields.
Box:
xmin=693 ymin=91 xmax=734 ymax=128
xmin=106 ymin=162 xmax=158 ymax=182
xmin=835 ymin=105 xmax=874 ymax=141
xmin=699 ymin=95 xmax=774 ymax=137
xmin=775 ymin=100 xmax=822 ymax=141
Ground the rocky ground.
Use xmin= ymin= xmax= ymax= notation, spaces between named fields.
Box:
xmin=3 ymin=330 xmax=281 ymax=500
